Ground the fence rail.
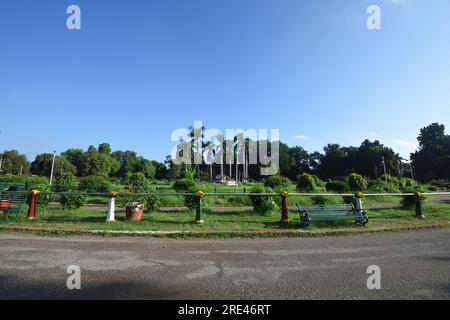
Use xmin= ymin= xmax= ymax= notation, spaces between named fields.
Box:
xmin=1 ymin=191 xmax=450 ymax=197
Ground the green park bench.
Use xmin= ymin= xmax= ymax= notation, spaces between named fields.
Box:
xmin=296 ymin=204 xmax=369 ymax=227
xmin=0 ymin=192 xmax=28 ymax=222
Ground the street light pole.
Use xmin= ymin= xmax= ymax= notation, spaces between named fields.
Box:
xmin=382 ymin=156 xmax=388 ymax=184
xmin=49 ymin=150 xmax=57 ymax=186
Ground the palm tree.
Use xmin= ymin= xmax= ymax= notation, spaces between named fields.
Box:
xmin=189 ymin=125 xmax=205 ymax=182
xmin=204 ymin=141 xmax=215 ymax=180
xmin=215 ymin=133 xmax=225 ymax=182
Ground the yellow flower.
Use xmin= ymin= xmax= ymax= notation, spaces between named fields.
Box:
xmin=355 ymin=192 xmax=364 ymax=198
xmin=281 ymin=191 xmax=289 ymax=197
xmin=108 ymin=192 xmax=118 ymax=198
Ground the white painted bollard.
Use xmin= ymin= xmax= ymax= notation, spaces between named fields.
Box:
xmin=106 ymin=192 xmax=117 ymax=222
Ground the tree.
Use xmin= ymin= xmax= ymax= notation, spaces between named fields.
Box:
xmin=31 ymin=153 xmax=76 ymax=178
xmin=98 ymin=143 xmax=112 ymax=155
xmin=0 ymin=150 xmax=30 ymax=175
xmin=411 ymin=123 xmax=450 ymax=181
xmin=61 ymin=148 xmax=84 ymax=175
xmin=81 ymin=147 xmax=118 ymax=177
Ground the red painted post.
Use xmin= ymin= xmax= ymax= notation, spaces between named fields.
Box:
xmin=281 ymin=191 xmax=290 ymax=223
xmin=27 ymin=190 xmax=40 ymax=220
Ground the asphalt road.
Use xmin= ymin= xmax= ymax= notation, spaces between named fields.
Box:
xmin=0 ymin=229 xmax=449 ymax=300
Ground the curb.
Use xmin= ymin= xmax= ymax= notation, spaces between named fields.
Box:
xmin=0 ymin=222 xmax=449 ymax=238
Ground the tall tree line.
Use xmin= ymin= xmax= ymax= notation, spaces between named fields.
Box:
xmin=1 ymin=123 xmax=449 ymax=182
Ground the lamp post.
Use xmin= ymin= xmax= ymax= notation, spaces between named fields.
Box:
xmin=49 ymin=150 xmax=57 ymax=187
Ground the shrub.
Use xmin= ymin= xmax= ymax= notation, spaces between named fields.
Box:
xmin=128 ymin=172 xmax=149 ymax=193
xmin=347 ymin=173 xmax=367 ymax=191
xmin=27 ymin=182 xmax=51 ymax=208
xmin=57 ymin=172 xmax=86 ymax=210
xmin=79 ymin=175 xmax=112 ymax=193
xmin=380 ymin=174 xmax=400 ymax=186
xmin=173 ymin=179 xmax=200 ymax=210
xmin=173 ymin=179 xmax=197 ymax=192
xmin=311 ymin=195 xmax=342 ymax=205
xmin=325 ymin=181 xmax=350 ymax=193
xmin=342 ymin=195 xmax=356 ymax=206
xmin=311 ymin=175 xmax=322 ymax=188
xmin=400 ymin=178 xmax=414 ymax=189
xmin=145 ymin=196 xmax=162 ymax=212
xmin=265 ymin=175 xmax=291 ymax=192
xmin=428 ymin=185 xmax=439 ymax=192
xmin=249 ymin=185 xmax=277 ymax=214
xmin=296 ymin=173 xmax=316 ymax=192
xmin=401 ymin=187 xmax=426 ymax=209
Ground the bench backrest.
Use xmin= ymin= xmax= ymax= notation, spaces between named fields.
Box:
xmin=297 ymin=204 xmax=355 ymax=213
xmin=0 ymin=192 xmax=28 ymax=209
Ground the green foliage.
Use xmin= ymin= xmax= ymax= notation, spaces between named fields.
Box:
xmin=311 ymin=195 xmax=341 ymax=205
xmin=249 ymin=185 xmax=277 ymax=214
xmin=296 ymin=173 xmax=316 ymax=192
xmin=173 ymin=179 xmax=197 ymax=192
xmin=79 ymin=175 xmax=113 ymax=193
xmin=325 ymin=181 xmax=350 ymax=193
xmin=342 ymin=195 xmax=356 ymax=206
xmin=0 ymin=150 xmax=30 ymax=175
xmin=31 ymin=153 xmax=76 ymax=178
xmin=144 ymin=196 xmax=162 ymax=212
xmin=31 ymin=183 xmax=52 ymax=208
xmin=128 ymin=173 xmax=149 ymax=193
xmin=264 ymin=175 xmax=291 ymax=192
xmin=347 ymin=173 xmax=367 ymax=191
xmin=57 ymin=173 xmax=86 ymax=210
xmin=401 ymin=187 xmax=426 ymax=209
xmin=172 ymin=179 xmax=200 ymax=210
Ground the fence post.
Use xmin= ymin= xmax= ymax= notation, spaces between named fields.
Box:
xmin=415 ymin=192 xmax=424 ymax=218
xmin=106 ymin=192 xmax=117 ymax=222
xmin=195 ymin=191 xmax=205 ymax=224
xmin=27 ymin=189 xmax=40 ymax=220
xmin=354 ymin=192 xmax=364 ymax=214
xmin=281 ymin=191 xmax=290 ymax=223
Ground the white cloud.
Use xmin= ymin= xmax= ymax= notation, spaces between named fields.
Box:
xmin=370 ymin=132 xmax=380 ymax=139
xmin=385 ymin=0 xmax=408 ymax=8
xmin=294 ymin=134 xmax=311 ymax=141
xmin=392 ymin=139 xmax=417 ymax=149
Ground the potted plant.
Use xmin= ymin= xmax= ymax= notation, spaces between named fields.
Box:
xmin=125 ymin=202 xmax=144 ymax=221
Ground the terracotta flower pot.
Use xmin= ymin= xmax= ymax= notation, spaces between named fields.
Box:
xmin=126 ymin=203 xmax=144 ymax=221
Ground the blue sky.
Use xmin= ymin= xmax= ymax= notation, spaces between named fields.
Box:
xmin=1 ymin=0 xmax=449 ymax=162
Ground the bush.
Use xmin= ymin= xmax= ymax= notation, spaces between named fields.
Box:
xmin=145 ymin=196 xmax=162 ymax=212
xmin=128 ymin=173 xmax=149 ymax=193
xmin=428 ymin=185 xmax=439 ymax=192
xmin=296 ymin=173 xmax=316 ymax=192
xmin=400 ymin=187 xmax=426 ymax=209
xmin=325 ymin=181 xmax=350 ymax=193
xmin=311 ymin=195 xmax=342 ymax=205
xmin=27 ymin=182 xmax=51 ymax=208
xmin=342 ymin=195 xmax=356 ymax=206
xmin=265 ymin=175 xmax=291 ymax=192
xmin=380 ymin=174 xmax=400 ymax=186
xmin=400 ymin=178 xmax=415 ymax=189
xmin=367 ymin=179 xmax=400 ymax=193
xmin=57 ymin=172 xmax=86 ymax=210
xmin=172 ymin=179 xmax=199 ymax=210
xmin=79 ymin=175 xmax=112 ymax=193
xmin=347 ymin=173 xmax=367 ymax=191
xmin=173 ymin=179 xmax=197 ymax=192
xmin=249 ymin=185 xmax=277 ymax=214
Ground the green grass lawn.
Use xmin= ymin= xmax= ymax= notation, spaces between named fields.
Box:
xmin=2 ymin=202 xmax=449 ymax=233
